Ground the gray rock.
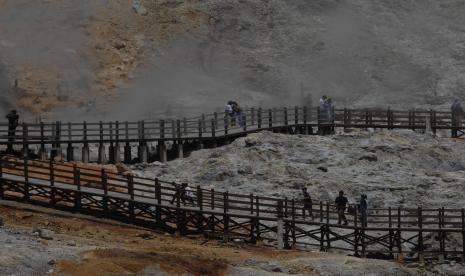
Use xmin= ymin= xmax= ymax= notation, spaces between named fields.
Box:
xmin=67 ymin=240 xmax=76 ymax=246
xmin=132 ymin=0 xmax=148 ymax=16
xmin=38 ymin=229 xmax=54 ymax=240
xmin=359 ymin=153 xmax=378 ymax=162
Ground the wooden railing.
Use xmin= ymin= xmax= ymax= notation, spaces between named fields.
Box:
xmin=0 ymin=107 xmax=462 ymax=146
xmin=0 ymin=155 xmax=464 ymax=262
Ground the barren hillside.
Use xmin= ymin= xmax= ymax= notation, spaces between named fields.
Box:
xmin=1 ymin=0 xmax=465 ymax=120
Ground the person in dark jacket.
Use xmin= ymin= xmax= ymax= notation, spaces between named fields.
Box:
xmin=335 ymin=190 xmax=348 ymax=225
xmin=170 ymin=183 xmax=187 ymax=205
xmin=301 ymin=187 xmax=314 ymax=220
xmin=359 ymin=194 xmax=368 ymax=227
xmin=451 ymin=99 xmax=464 ymax=127
xmin=6 ymin=110 xmax=19 ymax=153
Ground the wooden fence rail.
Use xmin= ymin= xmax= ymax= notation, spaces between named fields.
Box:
xmin=1 ymin=106 xmax=464 ymax=164
xmin=0 ymin=155 xmax=464 ymax=262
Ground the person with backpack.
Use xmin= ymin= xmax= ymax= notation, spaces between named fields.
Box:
xmin=301 ymin=187 xmax=314 ymax=220
xmin=170 ymin=183 xmax=187 ymax=205
xmin=335 ymin=190 xmax=348 ymax=225
xmin=6 ymin=110 xmax=19 ymax=153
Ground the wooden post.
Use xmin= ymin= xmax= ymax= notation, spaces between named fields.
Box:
xmin=360 ymin=205 xmax=366 ymax=257
xmin=256 ymin=195 xmax=260 ymax=240
xmin=39 ymin=122 xmax=46 ymax=160
xmin=214 ymin=112 xmax=218 ymax=132
xmin=82 ymin=121 xmax=89 ymax=163
xmin=22 ymin=123 xmax=28 ymax=158
xmin=98 ymin=121 xmax=106 ymax=164
xmin=320 ymin=223 xmax=325 ymax=251
xmin=74 ymin=167 xmax=81 ymax=209
xmin=224 ymin=112 xmax=229 ymax=135
xmin=317 ymin=106 xmax=321 ymax=134
xmin=438 ymin=208 xmax=445 ymax=262
xmin=223 ymin=191 xmax=229 ymax=241
xmin=365 ymin=110 xmax=369 ymax=129
xmin=23 ymin=156 xmax=29 ymax=200
xmin=208 ymin=188 xmax=215 ymax=232
xmin=183 ymin=117 xmax=187 ymax=136
xmin=201 ymin=114 xmax=206 ymax=133
xmin=461 ymin=208 xmax=465 ymax=262
xmin=108 ymin=121 xmax=115 ymax=163
xmin=197 ymin=185 xmax=203 ymax=232
xmin=198 ymin=119 xmax=202 ymax=138
xmin=412 ymin=111 xmax=416 ymax=131
xmin=210 ymin=188 xmax=215 ymax=210
xmin=319 ymin=201 xmax=323 ymax=223
xmin=67 ymin=122 xmax=73 ymax=162
xmin=128 ymin=175 xmax=135 ymax=219
xmin=155 ymin=178 xmax=161 ymax=224
xmin=124 ymin=121 xmax=131 ymax=164
xmin=137 ymin=120 xmax=147 ymax=163
xmin=389 ymin=207 xmax=393 ymax=257
xmin=294 ymin=106 xmax=299 ymax=127
xmin=354 ymin=207 xmax=359 ymax=256
xmin=54 ymin=121 xmax=62 ymax=159
xmin=430 ymin=109 xmax=437 ymax=135
xmin=418 ymin=207 xmax=424 ymax=263
xmin=171 ymin=119 xmax=176 ymax=140
xmin=291 ymin=199 xmax=296 ymax=246
xmin=348 ymin=109 xmax=352 ymax=127
xmin=257 ymin=108 xmax=262 ymax=129
xmin=249 ymin=193 xmax=255 ymax=243
xmin=243 ymin=112 xmax=247 ymax=131
xmin=326 ymin=201 xmax=330 ymax=248
xmin=387 ymin=108 xmax=392 ymax=129
xmin=49 ymin=159 xmax=55 ymax=205
xmin=343 ymin=108 xmax=348 ymax=130
xmin=0 ymin=157 xmax=3 ymax=198
xmin=268 ymin=109 xmax=273 ymax=128
xmin=211 ymin=119 xmax=216 ymax=138
xmin=303 ymin=106 xmax=308 ymax=135
xmin=397 ymin=207 xmax=402 ymax=260
xmin=101 ymin=169 xmax=108 ymax=212
xmin=159 ymin=120 xmax=165 ymax=139
xmin=326 ymin=201 xmax=330 ymax=224
xmin=277 ymin=200 xmax=284 ymax=249
xmin=284 ymin=107 xmax=288 ymax=127
xmin=251 ymin=107 xmax=256 ymax=126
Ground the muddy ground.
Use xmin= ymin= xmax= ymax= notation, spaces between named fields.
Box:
xmin=0 ymin=200 xmax=424 ymax=276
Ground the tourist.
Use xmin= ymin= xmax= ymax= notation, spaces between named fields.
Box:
xmin=6 ymin=110 xmax=19 ymax=153
xmin=302 ymin=187 xmax=314 ymax=220
xmin=451 ymin=99 xmax=464 ymax=127
xmin=335 ymin=190 xmax=348 ymax=225
xmin=185 ymin=184 xmax=195 ymax=206
xmin=359 ymin=194 xmax=368 ymax=227
xmin=170 ymin=182 xmax=187 ymax=205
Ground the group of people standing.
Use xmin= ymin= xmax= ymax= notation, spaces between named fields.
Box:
xmin=301 ymin=188 xmax=368 ymax=227
xmin=225 ymin=101 xmax=245 ymax=127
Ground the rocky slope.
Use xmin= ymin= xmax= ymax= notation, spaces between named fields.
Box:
xmin=2 ymin=0 xmax=465 ymax=119
xmin=133 ymin=129 xmax=465 ymax=209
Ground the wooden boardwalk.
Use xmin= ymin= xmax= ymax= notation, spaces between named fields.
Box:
xmin=0 ymin=156 xmax=464 ymax=263
xmin=1 ymin=106 xmax=464 ymax=164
